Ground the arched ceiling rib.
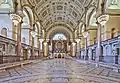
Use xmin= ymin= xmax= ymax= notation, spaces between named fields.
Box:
xmin=27 ymin=0 xmax=94 ymax=31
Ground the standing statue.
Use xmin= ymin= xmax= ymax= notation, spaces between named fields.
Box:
xmin=111 ymin=0 xmax=117 ymax=5
xmin=13 ymin=0 xmax=18 ymax=13
xmin=0 ymin=0 xmax=8 ymax=4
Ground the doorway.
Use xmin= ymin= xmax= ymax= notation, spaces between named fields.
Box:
xmin=23 ymin=49 xmax=28 ymax=60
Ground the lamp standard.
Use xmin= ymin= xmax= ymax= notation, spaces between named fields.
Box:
xmin=82 ymin=30 xmax=89 ymax=60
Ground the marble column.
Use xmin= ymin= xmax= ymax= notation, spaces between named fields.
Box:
xmin=10 ymin=14 xmax=22 ymax=60
xmin=72 ymin=42 xmax=76 ymax=57
xmin=75 ymin=39 xmax=80 ymax=59
xmin=12 ymin=22 xmax=17 ymax=40
xmin=17 ymin=22 xmax=23 ymax=60
xmin=44 ymin=41 xmax=48 ymax=57
xmin=31 ymin=37 xmax=34 ymax=59
xmin=39 ymin=39 xmax=43 ymax=58
xmin=84 ymin=38 xmax=88 ymax=60
xmin=96 ymin=23 xmax=102 ymax=62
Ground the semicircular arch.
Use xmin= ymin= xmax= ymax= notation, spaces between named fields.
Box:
xmin=45 ymin=26 xmax=74 ymax=42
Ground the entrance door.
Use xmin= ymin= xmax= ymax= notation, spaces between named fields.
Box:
xmin=0 ymin=51 xmax=3 ymax=64
xmin=23 ymin=49 xmax=28 ymax=60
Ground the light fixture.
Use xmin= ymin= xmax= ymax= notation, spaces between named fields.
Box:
xmin=39 ymin=39 xmax=44 ymax=42
xmin=30 ymin=30 xmax=37 ymax=38
xmin=82 ymin=31 xmax=89 ymax=38
xmin=72 ymin=42 xmax=76 ymax=46
xmin=97 ymin=14 xmax=109 ymax=25
xmin=10 ymin=14 xmax=22 ymax=26
xmin=75 ymin=39 xmax=80 ymax=42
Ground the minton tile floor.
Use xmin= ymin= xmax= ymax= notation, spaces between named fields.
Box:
xmin=0 ymin=59 xmax=120 ymax=83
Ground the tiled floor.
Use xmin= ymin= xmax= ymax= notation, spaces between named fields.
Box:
xmin=0 ymin=59 xmax=120 ymax=83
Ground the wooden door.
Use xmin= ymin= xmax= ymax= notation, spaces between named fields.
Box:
xmin=23 ymin=49 xmax=28 ymax=60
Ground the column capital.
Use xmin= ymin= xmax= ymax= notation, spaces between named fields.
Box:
xmin=72 ymin=42 xmax=76 ymax=46
xmin=97 ymin=14 xmax=109 ymax=26
xmin=10 ymin=14 xmax=22 ymax=26
xmin=75 ymin=39 xmax=81 ymax=43
xmin=44 ymin=39 xmax=49 ymax=43
xmin=39 ymin=39 xmax=44 ymax=43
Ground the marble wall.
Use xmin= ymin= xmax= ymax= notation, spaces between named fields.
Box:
xmin=80 ymin=36 xmax=120 ymax=64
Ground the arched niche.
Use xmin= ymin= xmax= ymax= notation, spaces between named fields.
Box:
xmin=1 ymin=28 xmax=7 ymax=37
xmin=21 ymin=10 xmax=30 ymax=45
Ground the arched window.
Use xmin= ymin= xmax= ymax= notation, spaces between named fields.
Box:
xmin=1 ymin=28 xmax=7 ymax=37
xmin=21 ymin=10 xmax=30 ymax=45
xmin=89 ymin=12 xmax=97 ymax=26
xmin=111 ymin=28 xmax=116 ymax=38
xmin=53 ymin=34 xmax=67 ymax=40
xmin=22 ymin=37 xmax=26 ymax=43
xmin=0 ymin=0 xmax=13 ymax=39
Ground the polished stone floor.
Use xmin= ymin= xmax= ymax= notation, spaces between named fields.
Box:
xmin=0 ymin=59 xmax=120 ymax=83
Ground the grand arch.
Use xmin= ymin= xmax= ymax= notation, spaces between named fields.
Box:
xmin=45 ymin=25 xmax=74 ymax=41
xmin=43 ymin=25 xmax=77 ymax=57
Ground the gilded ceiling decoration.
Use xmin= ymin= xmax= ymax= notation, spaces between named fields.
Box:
xmin=26 ymin=0 xmax=98 ymax=31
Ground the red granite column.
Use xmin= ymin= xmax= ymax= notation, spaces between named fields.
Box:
xmin=38 ymin=39 xmax=43 ymax=59
xmin=10 ymin=14 xmax=22 ymax=61
xmin=31 ymin=37 xmax=34 ymax=59
xmin=17 ymin=22 xmax=22 ymax=60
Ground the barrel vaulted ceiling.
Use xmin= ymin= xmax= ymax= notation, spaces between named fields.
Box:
xmin=22 ymin=0 xmax=98 ymax=32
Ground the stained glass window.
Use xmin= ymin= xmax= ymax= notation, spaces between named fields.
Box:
xmin=53 ymin=34 xmax=67 ymax=40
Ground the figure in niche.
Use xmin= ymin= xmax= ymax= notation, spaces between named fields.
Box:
xmin=13 ymin=0 xmax=18 ymax=12
xmin=111 ymin=0 xmax=118 ymax=5
xmin=108 ymin=0 xmax=120 ymax=9
xmin=0 ymin=44 xmax=3 ymax=52
xmin=0 ymin=0 xmax=11 ymax=8
xmin=1 ymin=28 xmax=7 ymax=37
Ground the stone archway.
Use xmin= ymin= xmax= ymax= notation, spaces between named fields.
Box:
xmin=43 ymin=25 xmax=76 ymax=58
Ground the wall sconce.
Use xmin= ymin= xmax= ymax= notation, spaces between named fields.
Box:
xmin=82 ymin=31 xmax=89 ymax=38
xmin=30 ymin=30 xmax=37 ymax=38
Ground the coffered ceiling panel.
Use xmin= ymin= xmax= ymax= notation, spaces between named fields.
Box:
xmin=27 ymin=0 xmax=97 ymax=31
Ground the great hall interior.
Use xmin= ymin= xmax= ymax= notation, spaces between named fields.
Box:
xmin=0 ymin=0 xmax=120 ymax=83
